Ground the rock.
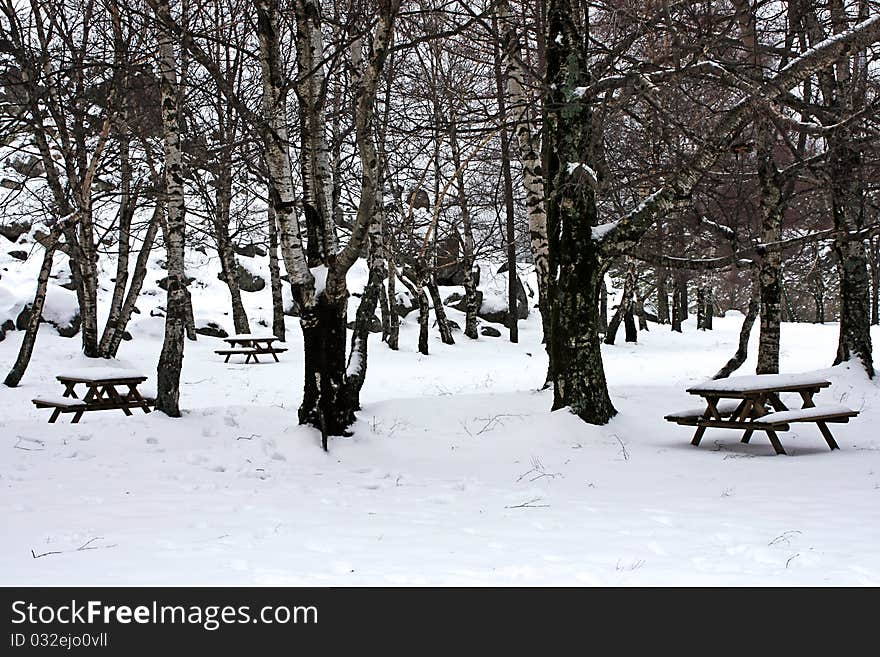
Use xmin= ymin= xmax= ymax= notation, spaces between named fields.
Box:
xmin=195 ymin=322 xmax=228 ymax=338
xmin=150 ymin=308 xmax=165 ymax=318
xmin=16 ymin=304 xmax=80 ymax=337
xmin=476 ymin=277 xmax=529 ymax=325
xmin=283 ymin=299 xmax=300 ymax=317
xmin=444 ymin=292 xmax=463 ymax=306
xmin=8 ymin=250 xmax=27 ymax=261
xmin=0 ymin=318 xmax=13 ymax=342
xmin=121 ymin=330 xmax=133 ymax=341
xmin=395 ymin=293 xmax=417 ymax=318
xmin=156 ymin=275 xmax=196 ymax=291
xmin=0 ymin=178 xmax=24 ymax=190
xmin=234 ymin=243 xmax=267 ymax=258
xmin=480 ymin=325 xmax=501 ymax=337
xmin=218 ymin=263 xmax=265 ymax=292
xmin=346 ymin=315 xmax=382 ymax=333
xmin=54 ymin=312 xmax=81 ymax=338
xmin=452 ymin=290 xmax=482 ymax=314
xmin=446 ymin=319 xmax=461 ymax=332
xmin=15 ymin=304 xmax=32 ymax=330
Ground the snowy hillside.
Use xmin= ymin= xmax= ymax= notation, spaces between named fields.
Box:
xmin=1 ymin=247 xmax=879 ymax=584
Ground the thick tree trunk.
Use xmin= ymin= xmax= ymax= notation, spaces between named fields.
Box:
xmin=385 ymin=249 xmax=400 ymax=350
xmin=5 ymin=232 xmax=61 ymax=387
xmin=544 ymin=0 xmax=615 ymax=423
xmin=624 ymin=307 xmax=637 ymax=343
xmin=697 ymin=287 xmax=707 ymax=330
xmin=756 ymin=118 xmax=783 ymax=375
xmin=155 ymin=0 xmax=188 ymax=417
xmin=267 ymin=202 xmax=286 ymax=341
xmin=671 ymin=273 xmax=684 ymax=333
xmin=835 ymin=239 xmax=874 ymax=376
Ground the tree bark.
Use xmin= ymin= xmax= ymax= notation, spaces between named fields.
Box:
xmin=155 ymin=0 xmax=188 ymax=417
xmin=267 ymin=201 xmax=286 ymax=341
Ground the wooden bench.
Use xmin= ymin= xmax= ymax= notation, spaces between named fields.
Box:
xmin=214 ymin=346 xmax=288 ymax=364
xmin=747 ymin=404 xmax=859 ymax=451
xmin=32 ymin=368 xmax=154 ymax=423
xmin=666 ymin=373 xmax=859 ymax=455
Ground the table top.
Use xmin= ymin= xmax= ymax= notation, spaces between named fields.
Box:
xmin=223 ymin=334 xmax=277 ymax=343
xmin=56 ymin=367 xmax=148 ymax=384
xmin=687 ymin=372 xmax=831 ymax=396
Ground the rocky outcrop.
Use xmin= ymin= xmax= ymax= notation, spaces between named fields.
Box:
xmin=480 ymin=325 xmax=501 ymax=337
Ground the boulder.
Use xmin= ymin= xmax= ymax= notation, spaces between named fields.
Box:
xmin=16 ymin=304 xmax=80 ymax=337
xmin=0 ymin=318 xmax=14 ymax=342
xmin=8 ymin=250 xmax=27 ymax=261
xmin=480 ymin=325 xmax=501 ymax=337
xmin=395 ymin=292 xmax=417 ymax=318
xmin=477 ymin=277 xmax=528 ymax=326
xmin=234 ymin=243 xmax=267 ymax=258
xmin=195 ymin=322 xmax=228 ymax=338
xmin=218 ymin=263 xmax=265 ymax=293
xmin=346 ymin=315 xmax=382 ymax=333
xmin=0 ymin=222 xmax=29 ymax=243
xmin=452 ymin=290 xmax=483 ymax=314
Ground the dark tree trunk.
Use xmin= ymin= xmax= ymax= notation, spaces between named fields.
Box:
xmin=599 ymin=281 xmax=608 ymax=333
xmin=624 ymin=307 xmax=637 ymax=343
xmin=704 ymin=288 xmax=714 ymax=330
xmin=427 ymin=280 xmax=455 ymax=345
xmin=604 ymin=263 xmax=635 ymax=346
xmin=656 ymin=267 xmax=670 ymax=324
xmin=544 ymin=0 xmax=615 ymax=423
xmin=697 ymin=287 xmax=707 ymax=330
xmin=215 ymin=154 xmax=250 ymax=335
xmin=5 ymin=233 xmax=61 ymax=387
xmin=671 ymin=273 xmax=684 ymax=333
xmin=835 ymin=239 xmax=874 ymax=376
xmin=385 ymin=246 xmax=400 ymax=350
xmin=267 ymin=202 xmax=285 ymax=341
xmin=713 ymin=290 xmax=760 ymax=379
xmin=299 ymin=294 xmax=350 ymax=448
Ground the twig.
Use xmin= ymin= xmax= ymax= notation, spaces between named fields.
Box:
xmin=505 ymin=497 xmax=549 ymax=509
xmin=613 ymin=435 xmax=629 ymax=461
xmin=31 ymin=537 xmax=117 ymax=559
xmin=14 ymin=437 xmax=45 ymax=451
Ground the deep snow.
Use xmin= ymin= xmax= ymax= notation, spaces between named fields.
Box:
xmin=1 ymin=246 xmax=879 ymax=585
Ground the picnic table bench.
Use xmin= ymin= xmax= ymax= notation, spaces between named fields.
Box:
xmin=665 ymin=373 xmax=859 ymax=455
xmin=32 ymin=367 xmax=154 ymax=423
xmin=215 ymin=333 xmax=287 ymax=364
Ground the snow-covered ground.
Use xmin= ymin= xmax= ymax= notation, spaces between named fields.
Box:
xmin=2 ymin=308 xmax=879 ymax=585
xmin=1 ymin=240 xmax=879 ymax=585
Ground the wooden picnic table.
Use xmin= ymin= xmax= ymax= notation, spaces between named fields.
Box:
xmin=32 ymin=367 xmax=155 ymax=423
xmin=215 ymin=333 xmax=287 ymax=364
xmin=665 ymin=373 xmax=859 ymax=455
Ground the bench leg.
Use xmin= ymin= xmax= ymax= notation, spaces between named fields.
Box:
xmin=691 ymin=426 xmax=707 ymax=447
xmin=765 ymin=429 xmax=786 ymax=455
xmin=741 ymin=429 xmax=753 ymax=444
xmin=816 ymin=421 xmax=840 ymax=450
xmin=71 ymin=411 xmax=84 ymax=424
xmin=271 ymin=351 xmax=279 ymax=363
xmin=48 ymin=408 xmax=61 ymax=423
xmin=224 ymin=354 xmax=231 ymax=363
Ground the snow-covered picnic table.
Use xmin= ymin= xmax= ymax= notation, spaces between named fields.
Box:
xmin=32 ymin=367 xmax=154 ymax=423
xmin=665 ymin=372 xmax=858 ymax=455
xmin=215 ymin=334 xmax=287 ymax=364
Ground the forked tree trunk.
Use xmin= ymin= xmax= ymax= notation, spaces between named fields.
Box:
xmin=155 ymin=0 xmax=188 ymax=417
xmin=604 ymin=263 xmax=635 ymax=346
xmin=103 ymin=206 xmax=162 ymax=358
